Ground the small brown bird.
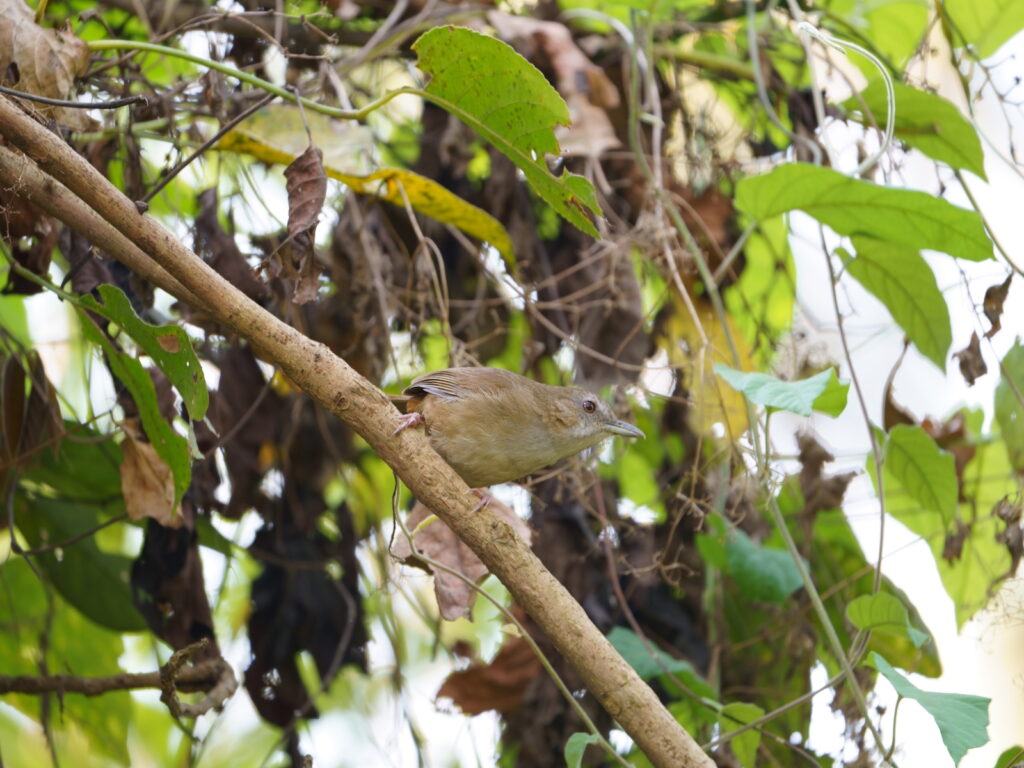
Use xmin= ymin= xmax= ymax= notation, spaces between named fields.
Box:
xmin=393 ymin=367 xmax=644 ymax=488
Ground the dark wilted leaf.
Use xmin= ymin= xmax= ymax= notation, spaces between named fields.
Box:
xmin=437 ymin=634 xmax=540 ymax=715
xmin=954 ymin=332 xmax=987 ymax=386
xmin=131 ymin=520 xmax=218 ymax=656
xmin=267 ymin=145 xmax=327 ymax=304
xmin=983 ymin=274 xmax=1012 ymax=339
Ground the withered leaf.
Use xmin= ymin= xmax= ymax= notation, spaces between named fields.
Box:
xmin=994 ymin=498 xmax=1023 ymax=577
xmin=982 ymin=274 xmax=1012 ymax=339
xmin=120 ymin=418 xmax=181 ymax=528
xmin=0 ymin=0 xmax=92 ymax=129
xmin=266 ymin=145 xmax=327 ymax=304
xmin=1 ymin=353 xmax=62 ymax=465
xmin=392 ymin=499 xmax=531 ymax=621
xmin=953 ymin=331 xmax=986 ymax=386
xmin=941 ymin=518 xmax=969 ymax=564
xmin=437 ymin=634 xmax=540 ymax=715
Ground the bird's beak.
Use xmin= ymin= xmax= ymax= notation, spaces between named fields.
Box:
xmin=604 ymin=419 xmax=645 ymax=439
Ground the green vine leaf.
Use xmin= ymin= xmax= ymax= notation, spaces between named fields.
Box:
xmin=413 ymin=26 xmax=601 ymax=237
xmin=714 ymin=364 xmax=849 ymax=417
xmin=844 ymin=238 xmax=952 ymax=370
xmin=726 ymin=529 xmax=803 ymax=603
xmin=870 ymin=653 xmax=990 ymax=765
xmin=884 ymin=425 xmax=958 ymax=524
xmin=564 ymin=733 xmax=601 ymax=768
xmin=846 ymin=593 xmax=929 ymax=648
xmin=735 ymin=163 xmax=993 ymax=262
xmin=719 ymin=702 xmax=764 ymax=768
xmin=842 ymin=81 xmax=986 ymax=179
xmin=943 ymin=0 xmax=1024 ymax=58
xmin=995 ymin=341 xmax=1024 ymax=473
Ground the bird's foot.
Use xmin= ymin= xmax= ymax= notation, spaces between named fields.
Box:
xmin=393 ymin=411 xmax=425 ymax=435
xmin=469 ymin=488 xmax=492 ymax=514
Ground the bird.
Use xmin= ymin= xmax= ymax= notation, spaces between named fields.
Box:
xmin=393 ymin=367 xmax=644 ymax=489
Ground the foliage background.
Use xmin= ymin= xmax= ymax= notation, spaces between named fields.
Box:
xmin=0 ymin=0 xmax=1023 ymax=766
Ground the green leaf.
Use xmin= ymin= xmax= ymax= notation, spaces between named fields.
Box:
xmin=844 ymin=237 xmax=952 ymax=369
xmin=714 ymin=364 xmax=848 ymax=417
xmin=0 ymin=557 xmax=132 ymax=764
xmin=944 ymin=0 xmax=1024 ymax=58
xmin=564 ymin=732 xmax=601 ymax=768
xmin=995 ymin=341 xmax=1024 ymax=473
xmin=846 ymin=593 xmax=928 ymax=648
xmin=994 ymin=746 xmax=1024 ymax=768
xmin=870 ymin=652 xmax=990 ymax=765
xmin=413 ymin=26 xmax=601 ymax=237
xmin=842 ymin=81 xmax=986 ymax=179
xmin=80 ymin=284 xmax=208 ymax=421
xmin=606 ymin=627 xmax=715 ymax=699
xmin=14 ymin=496 xmax=146 ymax=632
xmin=77 ymin=310 xmax=191 ymax=507
xmin=719 ymin=702 xmax=764 ymax=768
xmin=885 ymin=425 xmax=958 ymax=524
xmin=735 ymin=163 xmax=993 ymax=262
xmin=726 ymin=528 xmax=803 ymax=603
xmin=23 ymin=422 xmax=124 ymax=501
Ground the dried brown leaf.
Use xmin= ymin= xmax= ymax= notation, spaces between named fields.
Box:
xmin=0 ymin=0 xmax=91 ymax=129
xmin=1 ymin=353 xmax=61 ymax=465
xmin=120 ymin=419 xmax=181 ymax=528
xmin=437 ymin=634 xmax=540 ymax=715
xmin=982 ymin=274 xmax=1012 ymax=339
xmin=953 ymin=331 xmax=987 ymax=386
xmin=265 ymin=145 xmax=327 ymax=304
xmin=392 ymin=499 xmax=531 ymax=621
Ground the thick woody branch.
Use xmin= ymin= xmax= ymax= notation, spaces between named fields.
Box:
xmin=0 ymin=96 xmax=712 ymax=768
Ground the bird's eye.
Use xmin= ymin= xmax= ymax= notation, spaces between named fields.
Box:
xmin=582 ymin=399 xmax=597 ymax=414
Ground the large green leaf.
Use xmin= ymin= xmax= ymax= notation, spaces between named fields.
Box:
xmin=735 ymin=163 xmax=993 ymax=262
xmin=726 ymin=528 xmax=803 ymax=603
xmin=0 ymin=558 xmax=132 ymax=764
xmin=871 ymin=653 xmax=990 ymax=765
xmin=15 ymin=496 xmax=147 ymax=632
xmin=714 ymin=364 xmax=849 ymax=417
xmin=79 ymin=284 xmax=208 ymax=420
xmin=943 ymin=0 xmax=1024 ymax=58
xmin=844 ymin=238 xmax=952 ymax=370
xmin=77 ymin=310 xmax=191 ymax=507
xmin=885 ymin=425 xmax=958 ymax=524
xmin=846 ymin=593 xmax=928 ymax=647
xmin=607 ymin=626 xmax=714 ymax=695
xmin=823 ymin=0 xmax=930 ymax=71
xmin=413 ymin=26 xmax=601 ymax=237
xmin=994 ymin=342 xmax=1024 ymax=472
xmin=23 ymin=421 xmax=124 ymax=501
xmin=842 ymin=81 xmax=986 ymax=179
xmin=719 ymin=702 xmax=764 ymax=768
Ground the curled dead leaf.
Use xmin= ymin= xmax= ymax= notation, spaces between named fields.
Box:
xmin=0 ymin=0 xmax=91 ymax=129
xmin=391 ymin=498 xmax=531 ymax=621
xmin=265 ymin=144 xmax=327 ymax=304
xmin=953 ymin=331 xmax=986 ymax=386
xmin=982 ymin=274 xmax=1012 ymax=339
xmin=120 ymin=419 xmax=181 ymax=528
xmin=437 ymin=633 xmax=540 ymax=715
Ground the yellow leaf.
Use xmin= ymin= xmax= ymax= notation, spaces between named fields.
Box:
xmin=216 ymin=105 xmax=514 ymax=267
xmin=663 ymin=297 xmax=753 ymax=439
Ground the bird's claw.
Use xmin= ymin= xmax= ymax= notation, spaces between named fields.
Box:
xmin=393 ymin=411 xmax=425 ymax=435
xmin=469 ymin=488 xmax=491 ymax=514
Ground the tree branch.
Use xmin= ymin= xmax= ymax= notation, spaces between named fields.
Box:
xmin=0 ymin=95 xmax=712 ymax=768
xmin=0 ymin=639 xmax=235 ymax=720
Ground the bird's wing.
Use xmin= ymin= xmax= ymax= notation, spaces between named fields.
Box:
xmin=403 ymin=367 xmax=517 ymax=401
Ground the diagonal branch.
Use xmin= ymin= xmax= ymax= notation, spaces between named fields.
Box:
xmin=0 ymin=95 xmax=711 ymax=768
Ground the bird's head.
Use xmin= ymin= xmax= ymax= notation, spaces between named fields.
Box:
xmin=542 ymin=386 xmax=645 ymax=456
